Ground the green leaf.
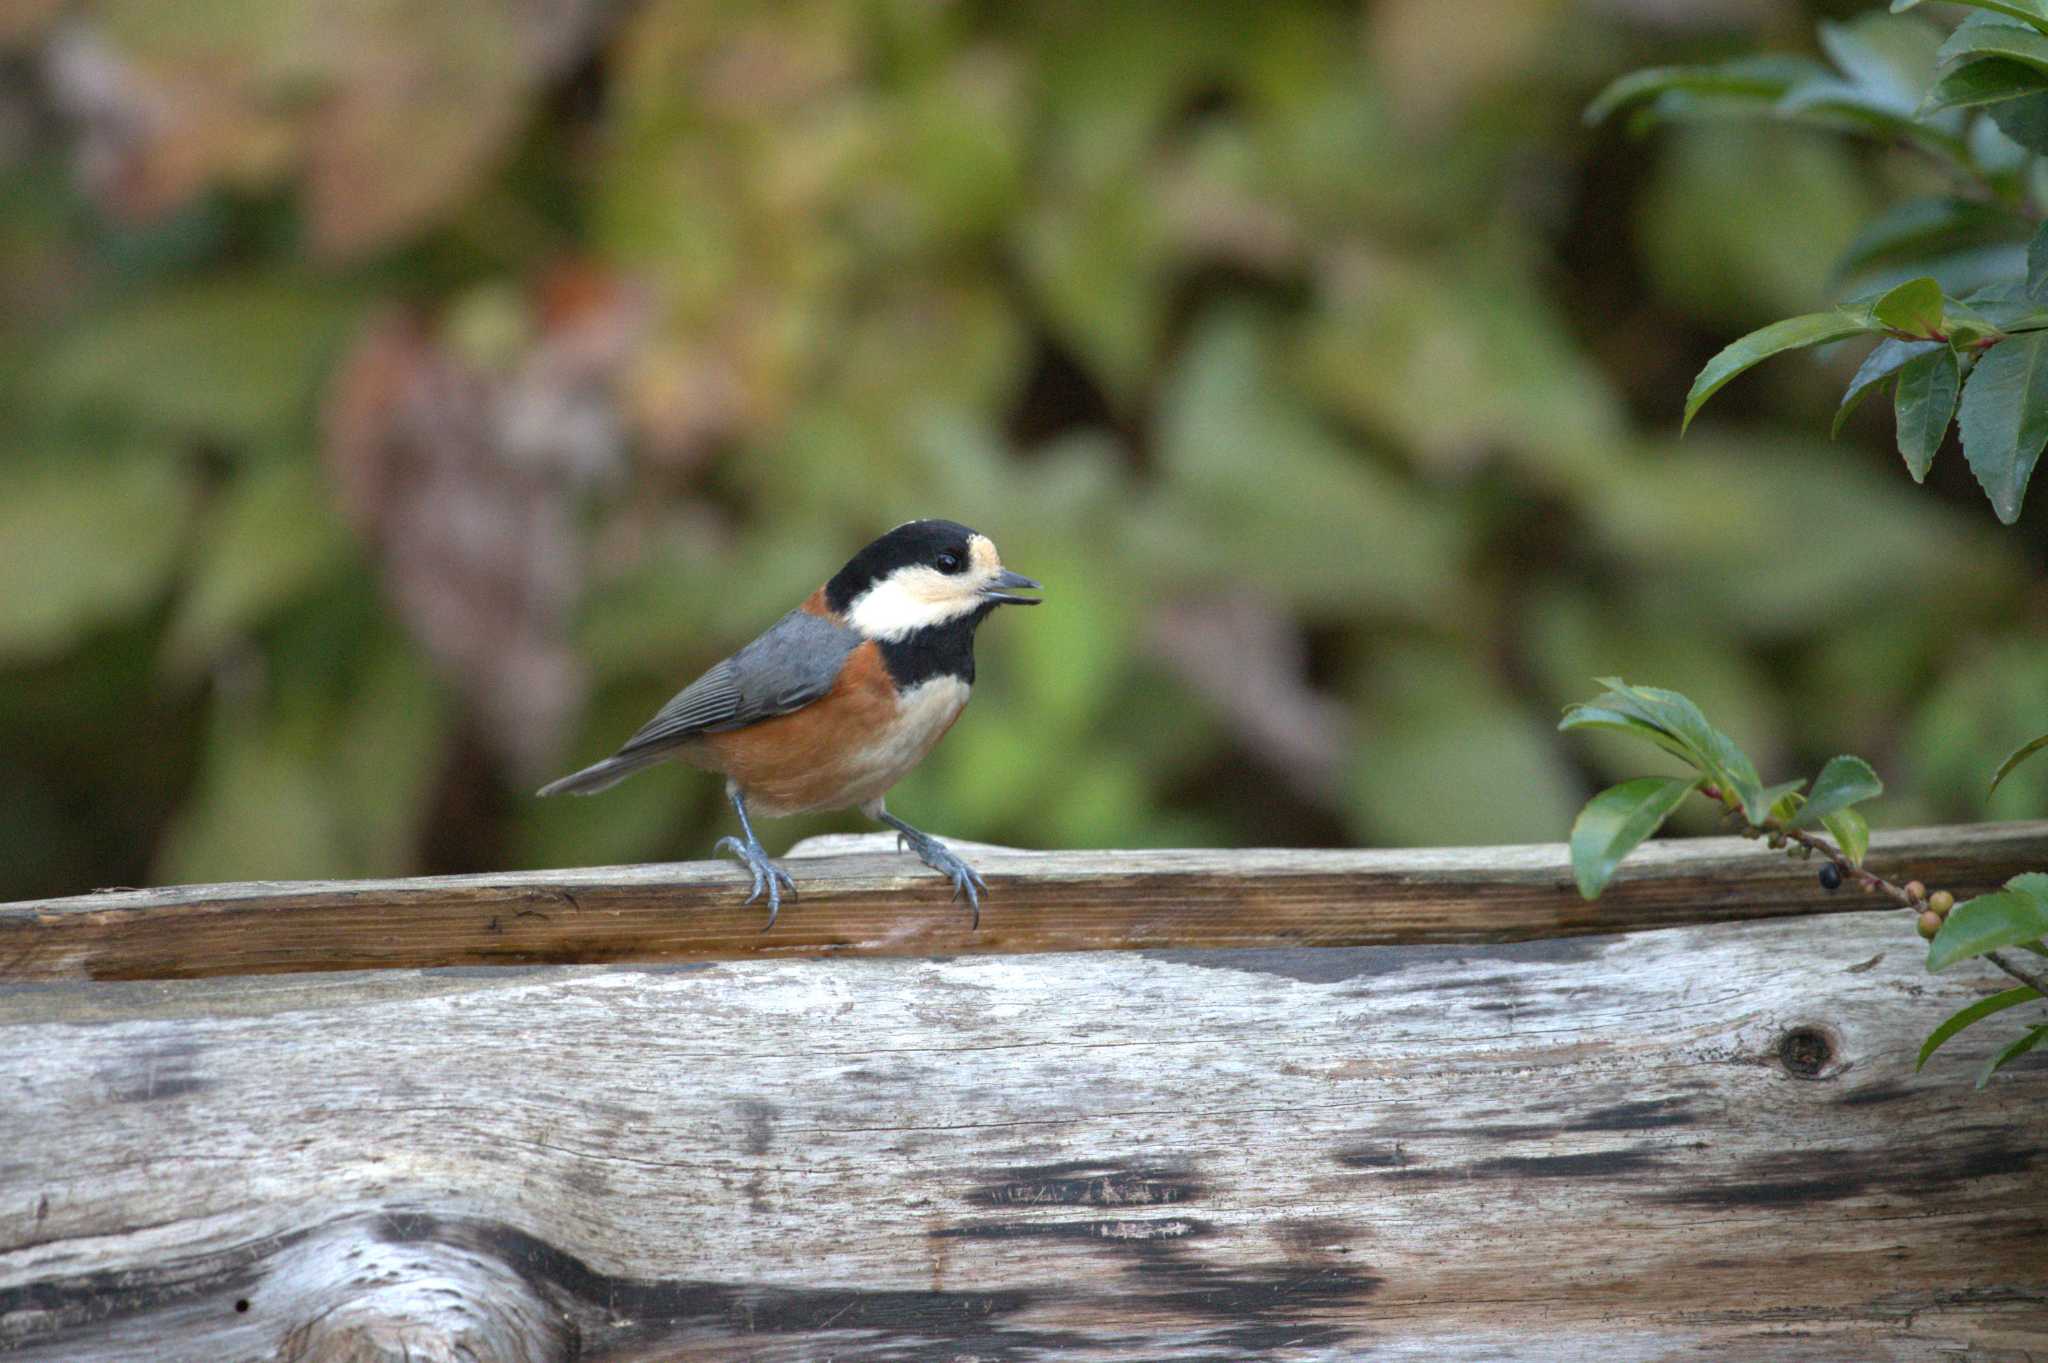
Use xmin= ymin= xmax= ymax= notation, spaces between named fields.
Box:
xmin=1937 ymin=18 xmax=2048 ymax=79
xmin=1893 ymin=344 xmax=1962 ymax=480
xmin=2005 ymin=870 xmax=2048 ymax=900
xmin=1956 ymin=329 xmax=2048 ymax=522
xmin=0 ymin=454 xmax=196 ymax=661
xmin=1020 ymin=178 xmax=1169 ymax=395
xmin=157 ymin=696 xmax=349 ymax=885
xmin=1820 ymin=13 xmax=1947 ymax=113
xmin=1557 ymin=704 xmax=1706 ymax=770
xmin=1790 ymin=755 xmax=1885 ymax=828
xmin=1921 ymin=59 xmax=2048 ymax=113
xmin=1897 ymin=0 xmax=2048 ymax=40
xmin=1942 ymin=304 xmax=2012 ymax=351
xmin=1562 ymin=691 xmax=1716 ymax=771
xmin=1835 ymin=338 xmax=1941 ymax=436
xmin=1584 ymin=57 xmax=1822 ymax=126
xmin=1928 ymin=887 xmax=2048 ymax=970
xmin=1572 ymin=679 xmax=1774 ymax=823
xmin=2028 ymin=221 xmax=2048 ymax=298
xmin=1569 ymin=776 xmax=1699 ymax=900
xmin=1969 ymin=103 xmax=2031 ymax=172
xmin=1920 ymin=985 xmax=2045 ymax=1070
xmin=32 ymin=281 xmax=355 ymax=449
xmin=1834 ymin=197 xmax=2030 ymax=287
xmin=1684 ymin=311 xmax=1880 ymax=434
xmin=1954 ymin=281 xmax=2048 ymax=329
xmin=160 ymin=461 xmax=354 ymax=675
xmin=1991 ymin=733 xmax=2048 ymax=795
xmin=1775 ymin=79 xmax=1967 ymax=161
xmin=1771 ymin=18 xmax=1961 ymax=157
xmin=1821 ymin=807 xmax=1871 ymax=866
xmin=1978 ymin=1024 xmax=2048 ymax=1087
xmin=1872 ymin=276 xmax=1947 ymax=336
xmin=1758 ymin=780 xmax=1808 ymax=823
xmin=1151 ymin=310 xmax=1462 ymax=617
xmin=1990 ymin=88 xmax=2048 ymax=151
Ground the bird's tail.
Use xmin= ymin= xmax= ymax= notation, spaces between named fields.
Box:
xmin=535 ymin=752 xmax=662 ymax=798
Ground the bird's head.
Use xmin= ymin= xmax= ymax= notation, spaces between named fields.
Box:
xmin=825 ymin=519 xmax=1041 ymax=641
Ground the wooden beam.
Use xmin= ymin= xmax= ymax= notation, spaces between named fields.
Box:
xmin=1 ymin=909 xmax=2042 ymax=1360
xmin=3 ymin=823 xmax=2046 ymax=982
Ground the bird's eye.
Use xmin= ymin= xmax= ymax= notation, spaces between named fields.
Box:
xmin=936 ymin=551 xmax=963 ymax=574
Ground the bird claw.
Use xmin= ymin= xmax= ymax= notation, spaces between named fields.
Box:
xmin=897 ymin=831 xmax=987 ymax=930
xmin=714 ymin=836 xmax=798 ymax=932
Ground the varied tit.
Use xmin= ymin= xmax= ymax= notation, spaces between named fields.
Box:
xmin=538 ymin=519 xmax=1041 ymax=929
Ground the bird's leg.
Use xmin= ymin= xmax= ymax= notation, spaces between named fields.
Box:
xmin=868 ymin=803 xmax=987 ymax=928
xmin=713 ymin=787 xmax=797 ymax=932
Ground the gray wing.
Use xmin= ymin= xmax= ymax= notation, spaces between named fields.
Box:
xmin=538 ymin=609 xmax=858 ymax=797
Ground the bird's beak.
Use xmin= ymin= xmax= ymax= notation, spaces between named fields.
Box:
xmin=981 ymin=569 xmax=1043 ymax=606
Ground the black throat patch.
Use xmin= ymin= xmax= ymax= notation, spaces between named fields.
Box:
xmin=876 ymin=606 xmax=992 ymax=689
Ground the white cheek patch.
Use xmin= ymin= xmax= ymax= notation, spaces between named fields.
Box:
xmin=845 ymin=534 xmax=1011 ymax=640
xmin=847 ymin=567 xmax=982 ymax=640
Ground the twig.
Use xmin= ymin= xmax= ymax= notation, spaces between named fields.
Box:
xmin=1784 ymin=824 xmax=1909 ymax=901
xmin=1698 ymin=783 xmax=1906 ymax=901
xmin=1984 ymin=948 xmax=2048 ymax=998
xmin=1696 ymin=784 xmax=2048 ymax=995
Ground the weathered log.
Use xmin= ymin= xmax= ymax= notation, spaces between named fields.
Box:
xmin=4 ymin=821 xmax=2047 ymax=981
xmin=2 ymin=908 xmax=2043 ymax=1361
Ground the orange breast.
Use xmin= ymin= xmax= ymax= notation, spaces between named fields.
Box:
xmin=693 ymin=641 xmax=957 ymax=817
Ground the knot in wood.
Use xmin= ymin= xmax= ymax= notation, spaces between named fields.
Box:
xmin=1776 ymin=1025 xmax=1837 ymax=1080
xmin=276 ymin=1229 xmax=572 ymax=1363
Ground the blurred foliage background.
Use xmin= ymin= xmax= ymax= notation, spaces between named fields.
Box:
xmin=4 ymin=0 xmax=2047 ymax=900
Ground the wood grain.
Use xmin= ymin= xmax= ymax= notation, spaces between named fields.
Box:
xmin=4 ymin=821 xmax=2046 ymax=981
xmin=1 ymin=909 xmax=2044 ymax=1361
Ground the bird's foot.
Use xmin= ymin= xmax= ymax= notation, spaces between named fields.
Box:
xmin=714 ymin=836 xmax=798 ymax=932
xmin=893 ymin=829 xmax=988 ymax=928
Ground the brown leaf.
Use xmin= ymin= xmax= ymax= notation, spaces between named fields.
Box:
xmin=37 ymin=0 xmax=612 ymax=256
xmin=323 ymin=271 xmax=647 ymax=777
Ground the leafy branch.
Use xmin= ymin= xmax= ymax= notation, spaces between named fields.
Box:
xmin=1590 ymin=4 xmax=2048 ymax=523
xmin=1562 ymin=679 xmax=2048 ymax=1087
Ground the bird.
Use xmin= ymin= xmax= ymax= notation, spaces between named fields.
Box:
xmin=538 ymin=519 xmax=1041 ymax=929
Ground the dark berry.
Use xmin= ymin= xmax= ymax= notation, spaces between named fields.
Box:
xmin=1818 ymin=863 xmax=1842 ymax=891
